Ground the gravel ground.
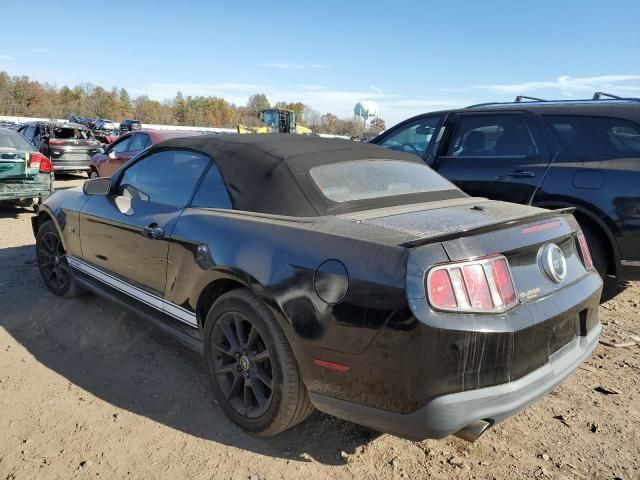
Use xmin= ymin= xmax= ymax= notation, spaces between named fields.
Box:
xmin=0 ymin=174 xmax=638 ymax=480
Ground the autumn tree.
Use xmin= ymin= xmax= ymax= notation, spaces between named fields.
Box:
xmin=120 ymin=88 xmax=133 ymax=118
xmin=0 ymin=70 xmax=379 ymax=133
xmin=369 ymin=117 xmax=386 ymax=134
xmin=246 ymin=93 xmax=270 ymax=117
xmin=320 ymin=113 xmax=339 ymax=134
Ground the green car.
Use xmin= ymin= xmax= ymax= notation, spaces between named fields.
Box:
xmin=0 ymin=128 xmax=54 ymax=209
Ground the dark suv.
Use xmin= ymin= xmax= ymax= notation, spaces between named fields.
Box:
xmin=372 ymin=94 xmax=640 ymax=281
xmin=119 ymin=119 xmax=141 ymax=133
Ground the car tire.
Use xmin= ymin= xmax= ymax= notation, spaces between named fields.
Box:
xmin=579 ymin=223 xmax=608 ymax=278
xmin=36 ymin=220 xmax=85 ymax=298
xmin=89 ymin=168 xmax=99 ymax=179
xmin=203 ymin=289 xmax=314 ymax=436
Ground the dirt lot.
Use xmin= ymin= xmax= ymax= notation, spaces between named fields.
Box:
xmin=0 ymin=174 xmax=639 ymax=480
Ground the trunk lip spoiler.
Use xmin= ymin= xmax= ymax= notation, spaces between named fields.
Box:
xmin=400 ymin=207 xmax=576 ymax=248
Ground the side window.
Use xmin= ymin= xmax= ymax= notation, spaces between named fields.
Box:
xmin=128 ymin=133 xmax=150 ymax=151
xmin=378 ymin=116 xmax=442 ymax=157
xmin=24 ymin=125 xmax=36 ymax=141
xmin=118 ymin=150 xmax=209 ymax=207
xmin=543 ymin=115 xmax=640 ymax=156
xmin=447 ymin=115 xmax=537 ymax=157
xmin=191 ymin=162 xmax=232 ymax=209
xmin=110 ymin=135 xmax=132 ymax=154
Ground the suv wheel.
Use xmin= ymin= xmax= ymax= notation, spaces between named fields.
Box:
xmin=203 ymin=289 xmax=313 ymax=436
xmin=580 ymin=223 xmax=607 ymax=278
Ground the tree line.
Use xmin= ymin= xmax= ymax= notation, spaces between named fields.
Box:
xmin=0 ymin=72 xmax=386 ymax=136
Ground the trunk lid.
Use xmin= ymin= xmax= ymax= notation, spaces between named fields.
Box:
xmin=0 ymin=149 xmax=36 ymax=180
xmin=344 ymin=197 xmax=585 ymax=302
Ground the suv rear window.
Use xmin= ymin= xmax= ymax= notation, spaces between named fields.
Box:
xmin=52 ymin=127 xmax=93 ymax=139
xmin=544 ymin=115 xmax=640 ymax=156
xmin=309 ymin=159 xmax=454 ymax=203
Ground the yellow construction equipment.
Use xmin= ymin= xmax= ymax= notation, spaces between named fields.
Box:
xmin=237 ymin=108 xmax=312 ymax=135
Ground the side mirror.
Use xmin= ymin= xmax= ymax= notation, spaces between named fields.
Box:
xmin=108 ymin=151 xmax=116 ymax=160
xmin=83 ymin=177 xmax=112 ymax=196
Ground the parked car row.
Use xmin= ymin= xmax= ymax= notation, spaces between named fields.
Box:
xmin=371 ymin=93 xmax=640 ymax=282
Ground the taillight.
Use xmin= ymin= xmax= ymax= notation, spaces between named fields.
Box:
xmin=576 ymin=232 xmax=593 ymax=270
xmin=48 ymin=139 xmax=64 ymax=145
xmin=429 ymin=269 xmax=457 ymax=308
xmin=29 ymin=153 xmax=53 ymax=173
xmin=426 ymin=255 xmax=518 ymax=313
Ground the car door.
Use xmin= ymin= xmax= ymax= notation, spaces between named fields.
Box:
xmin=434 ymin=113 xmax=552 ymax=204
xmin=100 ymin=134 xmax=133 ymax=176
xmin=78 ymin=149 xmax=211 ymax=297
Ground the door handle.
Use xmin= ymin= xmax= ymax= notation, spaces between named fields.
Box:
xmin=508 ymin=170 xmax=536 ymax=178
xmin=143 ymin=224 xmax=164 ymax=239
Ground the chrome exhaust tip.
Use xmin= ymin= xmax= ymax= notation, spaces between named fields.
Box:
xmin=454 ymin=420 xmax=492 ymax=442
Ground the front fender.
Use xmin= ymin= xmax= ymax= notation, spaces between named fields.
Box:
xmin=35 ymin=188 xmax=89 ymax=257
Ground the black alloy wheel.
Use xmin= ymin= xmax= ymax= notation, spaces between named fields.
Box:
xmin=210 ymin=311 xmax=274 ymax=418
xmin=38 ymin=231 xmax=71 ymax=292
xmin=203 ymin=289 xmax=314 ymax=436
xmin=36 ymin=220 xmax=84 ymax=298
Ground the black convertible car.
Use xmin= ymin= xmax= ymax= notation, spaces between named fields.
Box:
xmin=33 ymin=135 xmax=602 ymax=441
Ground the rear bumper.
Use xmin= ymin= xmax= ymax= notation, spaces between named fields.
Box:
xmin=49 ymin=150 xmax=95 ymax=171
xmin=53 ymin=164 xmax=91 ymax=172
xmin=310 ymin=322 xmax=600 ymax=441
xmin=0 ymin=174 xmax=53 ymax=200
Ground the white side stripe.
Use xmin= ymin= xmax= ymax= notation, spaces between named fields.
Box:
xmin=67 ymin=256 xmax=197 ymax=328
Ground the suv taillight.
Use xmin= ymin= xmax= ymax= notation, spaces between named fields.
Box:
xmin=29 ymin=153 xmax=53 ymax=173
xmin=426 ymin=255 xmax=518 ymax=313
xmin=48 ymin=139 xmax=64 ymax=145
xmin=576 ymin=232 xmax=593 ymax=270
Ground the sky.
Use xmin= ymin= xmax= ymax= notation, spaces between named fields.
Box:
xmin=1 ymin=0 xmax=639 ymax=126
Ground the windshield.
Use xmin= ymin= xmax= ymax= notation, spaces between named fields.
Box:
xmin=0 ymin=131 xmax=35 ymax=151
xmin=309 ymin=159 xmax=455 ymax=203
xmin=52 ymin=127 xmax=94 ymax=140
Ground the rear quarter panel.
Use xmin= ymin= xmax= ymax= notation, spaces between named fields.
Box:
xmin=165 ymin=209 xmax=409 ymax=356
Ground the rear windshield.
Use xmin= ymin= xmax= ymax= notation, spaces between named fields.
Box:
xmin=544 ymin=115 xmax=640 ymax=156
xmin=0 ymin=131 xmax=35 ymax=151
xmin=52 ymin=127 xmax=93 ymax=140
xmin=309 ymin=159 xmax=454 ymax=203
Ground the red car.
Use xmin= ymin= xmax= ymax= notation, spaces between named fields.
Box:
xmin=89 ymin=130 xmax=200 ymax=178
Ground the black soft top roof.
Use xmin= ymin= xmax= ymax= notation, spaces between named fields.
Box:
xmin=152 ymin=134 xmax=463 ymax=216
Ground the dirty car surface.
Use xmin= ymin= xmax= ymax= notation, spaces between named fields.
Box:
xmin=32 ymin=134 xmax=602 ymax=442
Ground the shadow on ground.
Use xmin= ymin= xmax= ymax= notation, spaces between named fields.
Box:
xmin=601 ymin=277 xmax=631 ymax=302
xmin=0 ymin=244 xmax=379 ymax=465
xmin=0 ymin=205 xmax=33 ymax=219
